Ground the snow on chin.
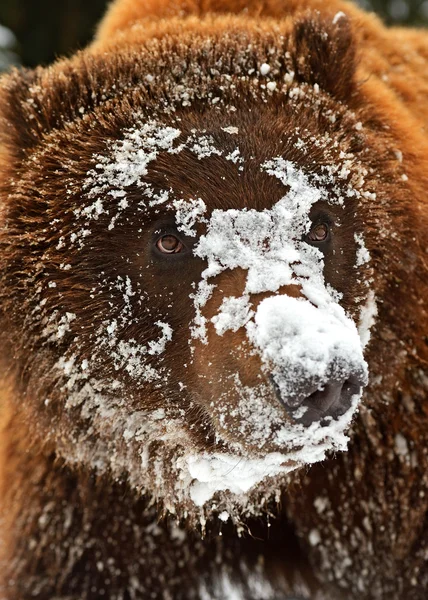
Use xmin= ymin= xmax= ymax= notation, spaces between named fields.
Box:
xmin=199 ymin=565 xmax=280 ymax=600
xmin=182 ymin=391 xmax=361 ymax=508
xmin=185 ymin=452 xmax=294 ymax=507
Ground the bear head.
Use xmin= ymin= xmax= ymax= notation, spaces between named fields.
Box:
xmin=0 ymin=13 xmax=424 ymax=522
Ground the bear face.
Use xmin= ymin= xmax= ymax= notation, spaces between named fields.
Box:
xmin=0 ymin=13 xmax=414 ymax=526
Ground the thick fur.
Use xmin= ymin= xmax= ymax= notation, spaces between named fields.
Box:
xmin=0 ymin=1 xmax=428 ymax=599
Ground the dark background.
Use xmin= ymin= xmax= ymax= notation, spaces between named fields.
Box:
xmin=0 ymin=0 xmax=427 ymax=71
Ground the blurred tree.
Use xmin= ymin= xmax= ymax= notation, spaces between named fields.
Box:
xmin=0 ymin=23 xmax=20 ymax=71
xmin=0 ymin=0 xmax=106 ymax=68
xmin=0 ymin=0 xmax=427 ymax=70
xmin=358 ymin=0 xmax=428 ymax=24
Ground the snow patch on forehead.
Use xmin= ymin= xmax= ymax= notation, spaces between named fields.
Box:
xmin=86 ymin=121 xmax=181 ymax=194
xmin=192 ymin=160 xmax=336 ymax=342
xmin=173 ymin=197 xmax=207 ymax=237
xmin=76 ymin=120 xmax=245 ymax=245
xmin=82 ymin=120 xmax=241 ymax=211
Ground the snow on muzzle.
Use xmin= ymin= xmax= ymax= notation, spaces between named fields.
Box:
xmin=186 ymin=159 xmax=371 ymax=444
xmin=246 ymin=294 xmax=368 ymax=427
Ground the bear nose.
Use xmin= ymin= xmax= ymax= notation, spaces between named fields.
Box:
xmin=271 ymin=376 xmax=362 ymax=426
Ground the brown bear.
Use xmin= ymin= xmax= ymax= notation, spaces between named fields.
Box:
xmin=0 ymin=0 xmax=427 ymax=599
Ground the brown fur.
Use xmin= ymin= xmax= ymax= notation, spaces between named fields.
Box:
xmin=0 ymin=1 xmax=427 ymax=599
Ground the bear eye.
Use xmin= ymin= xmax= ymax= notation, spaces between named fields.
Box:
xmin=156 ymin=234 xmax=184 ymax=254
xmin=307 ymin=223 xmax=330 ymax=243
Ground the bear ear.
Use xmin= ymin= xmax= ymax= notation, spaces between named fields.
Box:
xmin=291 ymin=12 xmax=357 ymax=102
xmin=0 ymin=67 xmax=45 ymax=162
xmin=0 ymin=60 xmax=106 ymax=162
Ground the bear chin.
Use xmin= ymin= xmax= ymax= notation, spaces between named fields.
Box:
xmin=53 ymin=387 xmax=361 ymax=525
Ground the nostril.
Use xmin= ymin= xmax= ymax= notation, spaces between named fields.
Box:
xmin=299 ymin=378 xmax=362 ymax=426
xmin=270 ymin=375 xmax=363 ymax=427
xmin=305 ymin=381 xmax=343 ymax=414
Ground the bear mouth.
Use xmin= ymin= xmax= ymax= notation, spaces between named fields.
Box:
xmin=182 ymin=380 xmax=363 ymax=508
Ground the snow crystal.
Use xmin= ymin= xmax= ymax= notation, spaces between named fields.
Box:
xmin=188 ymin=132 xmax=222 ymax=160
xmin=211 ymin=296 xmax=254 ymax=335
xmin=56 ymin=312 xmax=76 ymax=340
xmin=259 ymin=63 xmax=271 ymax=76
xmin=218 ymin=511 xmax=230 ymax=522
xmin=314 ymin=496 xmax=329 ymax=514
xmin=394 ymin=433 xmax=409 ymax=457
xmin=358 ymin=290 xmax=377 ymax=348
xmin=221 ymin=126 xmax=239 ymax=135
xmin=355 ymin=232 xmax=371 ymax=267
xmin=173 ymin=198 xmax=207 ymax=237
xmin=106 ymin=320 xmax=117 ymax=336
xmin=332 ymin=11 xmax=347 ymax=24
xmin=147 ymin=321 xmax=173 ymax=355
xmin=225 ymin=148 xmax=243 ymax=165
xmin=394 ymin=149 xmax=403 ymax=163
xmin=309 ymin=529 xmax=321 ymax=546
